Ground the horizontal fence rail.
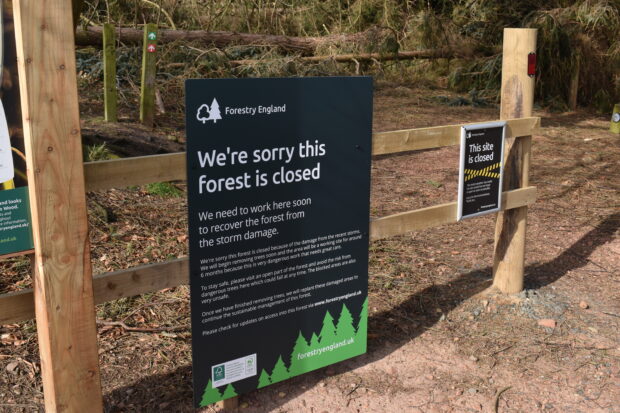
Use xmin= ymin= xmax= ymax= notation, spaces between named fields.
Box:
xmin=2 ymin=117 xmax=540 ymax=325
xmin=0 ymin=186 xmax=536 ymax=325
xmin=84 ymin=117 xmax=540 ymax=191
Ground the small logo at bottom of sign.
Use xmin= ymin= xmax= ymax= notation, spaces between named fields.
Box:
xmin=213 ymin=364 xmax=225 ymax=381
xmin=212 ymin=354 xmax=257 ymax=387
xmin=612 ymin=113 xmax=620 ymax=123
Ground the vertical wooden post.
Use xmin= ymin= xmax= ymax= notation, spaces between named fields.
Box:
xmin=217 ymin=397 xmax=239 ymax=411
xmin=140 ymin=23 xmax=157 ymax=127
xmin=13 ymin=1 xmax=103 ymax=412
xmin=103 ymin=23 xmax=117 ymax=122
xmin=568 ymin=56 xmax=579 ymax=111
xmin=492 ymin=28 xmax=537 ymax=294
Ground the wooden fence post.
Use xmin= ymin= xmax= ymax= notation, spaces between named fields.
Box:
xmin=103 ymin=23 xmax=118 ymax=122
xmin=140 ymin=23 xmax=157 ymax=127
xmin=492 ymin=28 xmax=537 ymax=293
xmin=13 ymin=0 xmax=103 ymax=411
xmin=217 ymin=397 xmax=239 ymax=411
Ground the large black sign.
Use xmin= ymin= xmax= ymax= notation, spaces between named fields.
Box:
xmin=457 ymin=122 xmax=506 ymax=220
xmin=186 ymin=77 xmax=372 ymax=407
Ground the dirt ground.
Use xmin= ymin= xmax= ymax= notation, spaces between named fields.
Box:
xmin=1 ymin=85 xmax=619 ymax=412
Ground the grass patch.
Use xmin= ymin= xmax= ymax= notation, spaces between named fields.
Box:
xmin=145 ymin=182 xmax=183 ymax=198
xmin=85 ymin=143 xmax=115 ymax=162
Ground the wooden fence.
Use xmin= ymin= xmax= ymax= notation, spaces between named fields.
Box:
xmin=0 ymin=116 xmax=539 ymax=325
xmin=1 ymin=2 xmax=537 ymax=410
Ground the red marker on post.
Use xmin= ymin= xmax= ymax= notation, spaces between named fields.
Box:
xmin=147 ymin=44 xmax=156 ymax=53
xmin=527 ymin=52 xmax=536 ymax=77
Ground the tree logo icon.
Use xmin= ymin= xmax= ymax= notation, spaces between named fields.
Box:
xmin=197 ymin=98 xmax=222 ymax=124
xmin=213 ymin=365 xmax=225 ymax=381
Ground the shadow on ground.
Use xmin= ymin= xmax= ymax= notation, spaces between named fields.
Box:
xmin=103 ymin=212 xmax=619 ymax=413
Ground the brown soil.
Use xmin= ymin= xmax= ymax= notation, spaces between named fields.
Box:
xmin=1 ymin=85 xmax=618 ymax=413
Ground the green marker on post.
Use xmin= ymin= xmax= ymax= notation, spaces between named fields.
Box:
xmin=148 ymin=32 xmax=156 ymax=41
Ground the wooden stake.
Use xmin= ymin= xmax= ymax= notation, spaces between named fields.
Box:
xmin=218 ymin=397 xmax=239 ymax=411
xmin=103 ymin=23 xmax=118 ymax=122
xmin=492 ymin=28 xmax=537 ymax=294
xmin=568 ymin=56 xmax=579 ymax=111
xmin=13 ymin=0 xmax=103 ymax=411
xmin=140 ymin=23 xmax=157 ymax=127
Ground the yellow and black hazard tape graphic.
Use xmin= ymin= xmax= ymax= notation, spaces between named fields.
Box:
xmin=464 ymin=162 xmax=500 ymax=182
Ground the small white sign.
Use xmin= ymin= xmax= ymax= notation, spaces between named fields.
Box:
xmin=0 ymin=100 xmax=15 ymax=183
xmin=212 ymin=353 xmax=257 ymax=388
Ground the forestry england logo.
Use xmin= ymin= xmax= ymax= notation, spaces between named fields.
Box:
xmin=197 ymin=98 xmax=222 ymax=124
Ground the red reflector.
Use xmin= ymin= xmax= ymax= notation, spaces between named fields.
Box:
xmin=528 ymin=53 xmax=536 ymax=77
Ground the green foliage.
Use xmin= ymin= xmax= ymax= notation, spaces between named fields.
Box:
xmin=76 ymin=48 xmax=103 ymax=82
xmin=412 ymin=0 xmax=620 ymax=108
xmin=525 ymin=0 xmax=620 ymax=108
xmin=448 ymin=55 xmax=502 ymax=99
xmin=145 ymin=182 xmax=183 ymax=198
xmin=78 ymin=0 xmax=618 ymax=108
xmin=85 ymin=143 xmax=114 ymax=162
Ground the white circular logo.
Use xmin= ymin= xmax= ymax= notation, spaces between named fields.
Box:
xmin=612 ymin=113 xmax=620 ymax=123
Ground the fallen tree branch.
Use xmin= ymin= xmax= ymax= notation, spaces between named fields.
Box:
xmin=75 ymin=26 xmax=385 ymax=54
xmin=494 ymin=386 xmax=512 ymax=413
xmin=96 ymin=319 xmax=186 ymax=333
xmin=229 ymin=49 xmax=473 ymax=66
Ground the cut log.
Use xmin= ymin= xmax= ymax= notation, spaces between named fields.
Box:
xmin=75 ymin=26 xmax=387 ymax=55
xmin=81 ymin=121 xmax=184 ymax=157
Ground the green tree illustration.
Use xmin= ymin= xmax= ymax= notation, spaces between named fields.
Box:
xmin=352 ymin=297 xmax=368 ymax=355
xmin=309 ymin=332 xmax=320 ymax=348
xmin=270 ymin=355 xmax=290 ymax=384
xmin=257 ymin=368 xmax=271 ymax=389
xmin=336 ymin=304 xmax=356 ymax=340
xmin=200 ymin=379 xmax=222 ymax=407
xmin=318 ymin=310 xmax=336 ymax=344
xmin=289 ymin=331 xmax=310 ymax=376
xmin=357 ymin=298 xmax=368 ymax=338
xmin=221 ymin=384 xmax=238 ymax=399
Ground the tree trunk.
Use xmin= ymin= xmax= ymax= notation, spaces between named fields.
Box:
xmin=81 ymin=122 xmax=184 ymax=157
xmin=75 ymin=26 xmax=386 ymax=55
xmin=229 ymin=49 xmax=474 ymax=66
